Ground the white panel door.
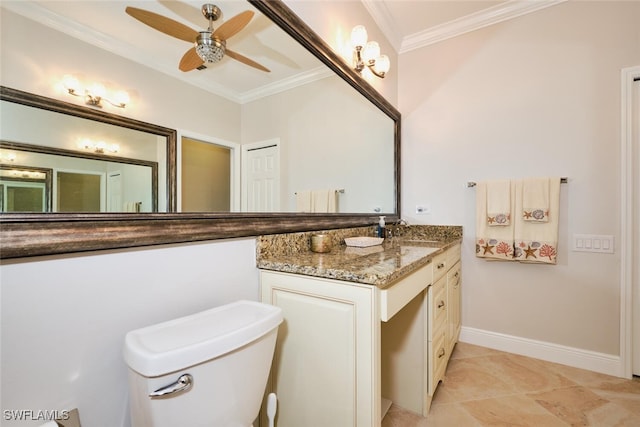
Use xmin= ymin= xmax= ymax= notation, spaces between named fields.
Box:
xmin=107 ymin=170 xmax=122 ymax=212
xmin=244 ymin=143 xmax=279 ymax=212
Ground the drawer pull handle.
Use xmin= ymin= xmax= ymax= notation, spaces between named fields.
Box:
xmin=438 ymin=348 xmax=446 ymax=358
xmin=437 ymin=263 xmax=445 ymax=269
xmin=437 ymin=300 xmax=445 ymax=308
xmin=454 ymin=271 xmax=459 ymax=278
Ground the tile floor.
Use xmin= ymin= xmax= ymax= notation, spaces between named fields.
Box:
xmin=381 ymin=342 xmax=640 ymax=426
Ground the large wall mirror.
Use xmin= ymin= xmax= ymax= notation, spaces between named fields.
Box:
xmin=0 ymin=0 xmax=400 ymax=259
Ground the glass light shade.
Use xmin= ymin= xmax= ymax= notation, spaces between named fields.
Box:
xmin=374 ymin=55 xmax=390 ymax=75
xmin=88 ymin=83 xmax=106 ymax=98
xmin=362 ymin=41 xmax=380 ymax=64
xmin=62 ymin=75 xmax=80 ymax=92
xmin=351 ymin=25 xmax=368 ymax=48
xmin=113 ymin=90 xmax=130 ymax=106
xmin=196 ymin=33 xmax=225 ymax=63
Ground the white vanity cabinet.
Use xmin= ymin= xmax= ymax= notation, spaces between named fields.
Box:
xmin=259 ymin=242 xmax=461 ymax=426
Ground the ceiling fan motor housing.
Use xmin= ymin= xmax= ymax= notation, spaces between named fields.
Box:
xmin=202 ymin=4 xmax=221 ymax=22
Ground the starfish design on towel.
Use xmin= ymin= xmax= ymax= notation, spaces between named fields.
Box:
xmin=482 ymin=243 xmax=495 ymax=255
xmin=524 ymin=245 xmax=537 ymax=259
xmin=523 ymin=211 xmax=533 ymax=219
xmin=487 ymin=216 xmax=496 ymax=224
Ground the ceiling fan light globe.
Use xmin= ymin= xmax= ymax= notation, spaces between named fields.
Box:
xmin=195 ymin=32 xmax=226 ymax=63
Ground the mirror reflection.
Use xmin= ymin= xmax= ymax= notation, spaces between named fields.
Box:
xmin=0 ymin=100 xmax=162 ymax=212
xmin=0 ymin=0 xmax=397 ymax=215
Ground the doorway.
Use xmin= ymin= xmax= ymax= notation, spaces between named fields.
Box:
xmin=178 ymin=132 xmax=240 ymax=213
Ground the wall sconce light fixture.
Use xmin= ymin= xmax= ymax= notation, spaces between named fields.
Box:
xmin=62 ymin=75 xmax=130 ymax=108
xmin=351 ymin=25 xmax=390 ymax=78
xmin=79 ymin=138 xmax=120 ymax=155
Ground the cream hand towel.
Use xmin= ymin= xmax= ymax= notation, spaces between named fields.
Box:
xmin=296 ymin=190 xmax=312 ymax=212
xmin=514 ymin=178 xmax=561 ymax=264
xmin=476 ymin=181 xmax=515 ymax=260
xmin=312 ymin=189 xmax=338 ymax=213
xmin=523 ymin=178 xmax=550 ymax=222
xmin=486 ymin=180 xmax=511 ymax=226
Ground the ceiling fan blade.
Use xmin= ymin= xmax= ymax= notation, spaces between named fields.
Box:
xmin=125 ymin=6 xmax=198 ymax=43
xmin=213 ymin=10 xmax=254 ymax=41
xmin=179 ymin=47 xmax=204 ymax=72
xmin=226 ymin=49 xmax=270 ymax=73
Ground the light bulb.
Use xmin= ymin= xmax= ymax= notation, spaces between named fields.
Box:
xmin=113 ymin=90 xmax=130 ymax=107
xmin=62 ymin=75 xmax=80 ymax=93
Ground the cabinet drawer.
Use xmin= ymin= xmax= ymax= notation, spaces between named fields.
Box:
xmin=428 ymin=329 xmax=447 ymax=395
xmin=432 ymin=252 xmax=448 ymax=283
xmin=447 ymin=244 xmax=461 ymax=266
xmin=380 ymin=262 xmax=433 ymax=322
xmin=428 ymin=277 xmax=447 ymax=336
xmin=447 ymin=261 xmax=461 ymax=285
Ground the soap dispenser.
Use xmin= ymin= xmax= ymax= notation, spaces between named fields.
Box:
xmin=377 ymin=216 xmax=386 ymax=238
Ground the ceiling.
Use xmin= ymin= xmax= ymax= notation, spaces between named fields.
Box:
xmin=1 ymin=0 xmax=565 ymax=102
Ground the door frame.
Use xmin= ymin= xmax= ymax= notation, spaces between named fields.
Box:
xmin=177 ymin=130 xmax=241 ymax=212
xmin=620 ymin=65 xmax=640 ymax=378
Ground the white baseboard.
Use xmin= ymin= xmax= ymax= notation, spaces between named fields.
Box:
xmin=459 ymin=326 xmax=625 ymax=378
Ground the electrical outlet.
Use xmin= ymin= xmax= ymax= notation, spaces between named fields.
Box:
xmin=416 ymin=204 xmax=431 ymax=215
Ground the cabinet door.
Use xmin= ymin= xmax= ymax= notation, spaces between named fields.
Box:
xmin=261 ymin=271 xmax=380 ymax=427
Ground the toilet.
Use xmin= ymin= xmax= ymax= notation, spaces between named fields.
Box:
xmin=124 ymin=300 xmax=282 ymax=427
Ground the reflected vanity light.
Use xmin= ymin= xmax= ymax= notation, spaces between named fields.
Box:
xmin=1 ymin=169 xmax=46 ymax=179
xmin=62 ymin=75 xmax=130 ymax=108
xmin=0 ymin=152 xmax=17 ymax=163
xmin=351 ymin=25 xmax=390 ymax=78
xmin=79 ymin=138 xmax=120 ymax=154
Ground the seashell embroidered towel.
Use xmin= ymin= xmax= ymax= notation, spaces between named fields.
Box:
xmin=522 ymin=178 xmax=550 ymax=222
xmin=476 ymin=181 xmax=515 ymax=260
xmin=513 ymin=178 xmax=561 ymax=264
xmin=486 ymin=180 xmax=512 ymax=226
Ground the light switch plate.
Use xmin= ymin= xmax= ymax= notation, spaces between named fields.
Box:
xmin=573 ymin=234 xmax=614 ymax=253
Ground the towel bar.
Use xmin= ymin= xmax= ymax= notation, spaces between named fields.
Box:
xmin=467 ymin=178 xmax=567 ymax=188
xmin=295 ymin=189 xmax=345 ymax=194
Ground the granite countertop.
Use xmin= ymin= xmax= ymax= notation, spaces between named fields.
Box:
xmin=256 ymin=226 xmax=462 ymax=288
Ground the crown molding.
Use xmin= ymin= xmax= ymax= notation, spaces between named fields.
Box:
xmin=361 ymin=0 xmax=567 ymax=55
xmin=238 ymin=66 xmax=332 ymax=103
xmin=360 ymin=0 xmax=404 ymax=52
xmin=399 ymin=0 xmax=567 ymax=54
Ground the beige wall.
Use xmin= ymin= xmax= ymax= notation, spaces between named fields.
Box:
xmin=399 ymin=1 xmax=640 ymax=356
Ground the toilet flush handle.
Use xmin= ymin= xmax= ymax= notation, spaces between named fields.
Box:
xmin=149 ymin=373 xmax=193 ymax=399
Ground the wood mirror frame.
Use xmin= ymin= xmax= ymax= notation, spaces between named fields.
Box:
xmin=0 ymin=0 xmax=401 ymax=259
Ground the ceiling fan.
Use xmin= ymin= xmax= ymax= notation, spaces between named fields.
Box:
xmin=125 ymin=4 xmax=270 ymax=73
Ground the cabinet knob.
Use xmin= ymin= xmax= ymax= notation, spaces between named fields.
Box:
xmin=437 ymin=263 xmax=445 ymax=269
xmin=437 ymin=300 xmax=445 ymax=309
xmin=438 ymin=348 xmax=446 ymax=358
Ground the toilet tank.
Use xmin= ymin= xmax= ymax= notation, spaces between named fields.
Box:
xmin=124 ymin=300 xmax=283 ymax=427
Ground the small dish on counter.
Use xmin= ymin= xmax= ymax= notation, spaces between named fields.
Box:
xmin=344 ymin=237 xmax=384 ymax=247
